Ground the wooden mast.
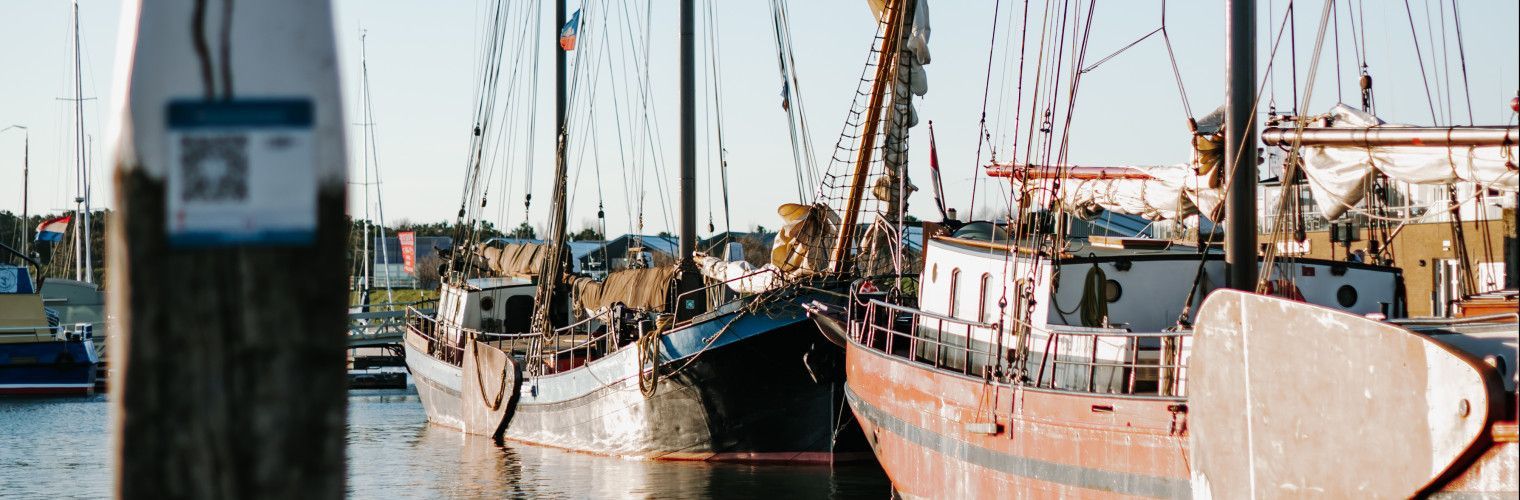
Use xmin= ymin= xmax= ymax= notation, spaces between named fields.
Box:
xmin=829 ymin=0 xmax=912 ymax=275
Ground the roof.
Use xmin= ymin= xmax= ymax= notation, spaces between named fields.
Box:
xmin=1084 ymin=211 xmax=1154 ymax=238
xmin=603 ymin=234 xmax=679 ymax=256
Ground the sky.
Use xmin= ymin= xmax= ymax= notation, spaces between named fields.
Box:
xmin=1 ymin=0 xmax=1516 ymax=238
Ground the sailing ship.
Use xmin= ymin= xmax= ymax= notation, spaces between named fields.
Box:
xmin=345 ymin=31 xmax=409 ymax=390
xmin=402 ymin=0 xmax=866 ymax=461
xmin=1 ymin=0 xmax=103 ymax=395
xmin=813 ymin=0 xmax=1517 ymax=497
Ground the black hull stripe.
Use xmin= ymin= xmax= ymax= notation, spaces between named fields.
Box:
xmin=845 ymin=385 xmax=1189 ymax=498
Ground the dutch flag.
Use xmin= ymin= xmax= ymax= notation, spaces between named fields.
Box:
xmin=35 ymin=215 xmax=70 ymax=242
xmin=559 ymin=10 xmax=581 ymax=51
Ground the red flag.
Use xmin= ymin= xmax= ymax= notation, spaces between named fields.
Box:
xmin=928 ymin=121 xmax=948 ymax=220
xmin=398 ymin=231 xmax=417 ymax=274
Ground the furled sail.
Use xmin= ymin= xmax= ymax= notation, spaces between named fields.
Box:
xmin=1267 ymin=104 xmax=1518 ymax=220
xmin=448 ymin=241 xmax=549 ymax=278
xmin=987 ymin=163 xmax=1222 ymax=222
xmin=568 ymin=266 xmax=677 ymax=315
xmin=858 ymin=0 xmax=929 ymax=277
xmin=693 ymin=203 xmax=839 ymax=294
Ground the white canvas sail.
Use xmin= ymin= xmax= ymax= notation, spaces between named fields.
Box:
xmin=992 ymin=164 xmax=1222 ymax=222
xmin=1280 ymin=104 xmax=1518 ymax=220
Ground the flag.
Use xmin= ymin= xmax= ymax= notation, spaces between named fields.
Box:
xmin=398 ymin=231 xmax=417 ymax=275
xmin=780 ymin=81 xmax=791 ymax=111
xmin=927 ymin=121 xmax=948 ymax=221
xmin=35 ymin=215 xmax=70 ymax=242
xmin=559 ymin=10 xmax=581 ymax=51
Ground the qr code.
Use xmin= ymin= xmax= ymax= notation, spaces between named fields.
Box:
xmin=179 ymin=135 xmax=249 ymax=202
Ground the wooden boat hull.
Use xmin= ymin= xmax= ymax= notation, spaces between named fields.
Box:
xmin=1192 ymin=290 xmax=1518 ymax=498
xmin=843 ymin=335 xmax=1191 ymax=498
xmin=406 ymin=293 xmax=869 ymax=463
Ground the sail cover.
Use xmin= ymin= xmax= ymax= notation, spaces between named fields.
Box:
xmin=1286 ymin=104 xmax=1518 ymax=220
xmin=570 ymin=266 xmax=677 ymax=314
xmin=470 ymin=242 xmax=548 ymax=278
xmin=1001 ymin=164 xmax=1222 ymax=222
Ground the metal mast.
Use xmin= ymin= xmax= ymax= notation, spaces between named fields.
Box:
xmin=531 ymin=0 xmax=571 ymax=334
xmin=677 ymin=0 xmax=699 ymax=296
xmin=72 ymin=0 xmax=93 ymax=283
xmin=1225 ymin=0 xmax=1258 ymax=290
xmin=1 ymin=126 xmax=28 ymax=254
xmin=546 ymin=0 xmax=568 ymax=272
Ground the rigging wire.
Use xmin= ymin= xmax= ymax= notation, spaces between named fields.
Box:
xmin=1447 ymin=0 xmax=1475 ymax=125
xmin=769 ymin=0 xmax=820 ymax=202
xmin=968 ymin=0 xmax=1005 ymax=219
xmin=1400 ymin=0 xmax=1441 ymax=125
xmin=705 ymin=0 xmax=733 ymax=239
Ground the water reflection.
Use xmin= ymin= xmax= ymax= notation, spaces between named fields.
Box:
xmin=349 ymin=392 xmax=891 ymax=499
xmin=2 ymin=391 xmax=887 ymax=498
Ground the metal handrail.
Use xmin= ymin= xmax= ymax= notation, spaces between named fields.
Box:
xmin=551 ymin=306 xmax=616 ymax=335
xmin=867 ymin=299 xmax=998 ymax=329
xmin=855 ymin=294 xmax=1190 ymax=398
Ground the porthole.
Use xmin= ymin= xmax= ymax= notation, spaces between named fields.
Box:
xmin=1104 ymin=279 xmax=1123 ymax=303
xmin=480 ymin=296 xmax=495 ymax=312
xmin=1336 ymin=285 xmax=1358 ymax=308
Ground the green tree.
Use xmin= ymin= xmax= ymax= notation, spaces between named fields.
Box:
xmin=510 ymin=222 xmax=536 ymax=239
xmin=571 ymin=226 xmax=603 ymax=241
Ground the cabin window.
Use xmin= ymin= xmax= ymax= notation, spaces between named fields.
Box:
xmin=948 ymin=269 xmax=961 ymax=318
xmin=978 ymin=273 xmax=992 ymax=323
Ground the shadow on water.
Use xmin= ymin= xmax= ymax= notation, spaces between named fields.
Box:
xmin=348 ymin=390 xmax=892 ymax=499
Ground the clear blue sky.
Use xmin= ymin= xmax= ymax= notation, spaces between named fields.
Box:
xmin=2 ymin=0 xmax=1515 ymax=236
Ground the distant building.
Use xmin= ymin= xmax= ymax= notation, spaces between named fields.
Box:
xmin=584 ymin=234 xmax=679 ymax=272
xmin=369 ymin=236 xmax=452 ymax=288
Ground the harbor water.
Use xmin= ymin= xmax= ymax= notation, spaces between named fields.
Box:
xmin=1 ymin=388 xmax=890 ymax=499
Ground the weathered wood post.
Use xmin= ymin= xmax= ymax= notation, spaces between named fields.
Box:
xmin=108 ymin=1 xmax=347 ymax=498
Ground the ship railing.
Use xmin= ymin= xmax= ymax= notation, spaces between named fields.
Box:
xmin=856 ymin=298 xmax=1190 ymax=398
xmin=404 ymin=306 xmax=465 ymax=366
xmin=474 ymin=307 xmax=623 ymax=375
xmin=858 ymin=298 xmax=1003 ymax=379
xmin=1031 ymin=326 xmax=1189 ymax=399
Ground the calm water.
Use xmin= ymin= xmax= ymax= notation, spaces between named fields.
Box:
xmin=1 ymin=388 xmax=890 ymax=499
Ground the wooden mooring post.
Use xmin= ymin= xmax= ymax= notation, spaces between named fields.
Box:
xmin=108 ymin=1 xmax=347 ymax=498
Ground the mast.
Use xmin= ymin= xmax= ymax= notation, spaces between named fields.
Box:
xmin=546 ymin=0 xmax=568 ymax=270
xmin=1224 ymin=0 xmax=1257 ymax=290
xmin=828 ymin=0 xmax=910 ymax=275
xmin=72 ymin=0 xmax=93 ymax=284
xmin=556 ymin=1 xmax=566 ymax=171
xmin=531 ymin=0 xmax=571 ymax=334
xmin=361 ymin=33 xmax=395 ymax=306
xmin=678 ymin=0 xmax=697 ymax=278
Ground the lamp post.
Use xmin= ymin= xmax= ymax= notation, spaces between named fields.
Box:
xmin=1 ymin=125 xmax=28 ymax=256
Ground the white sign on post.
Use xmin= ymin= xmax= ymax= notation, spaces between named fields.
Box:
xmin=165 ymin=99 xmax=317 ymax=247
